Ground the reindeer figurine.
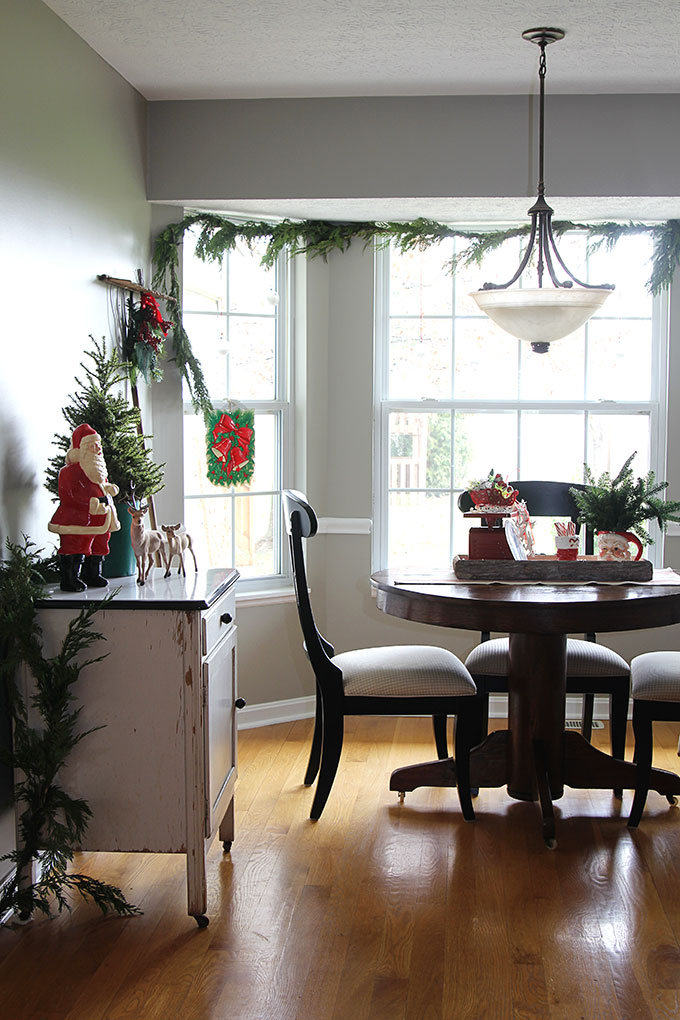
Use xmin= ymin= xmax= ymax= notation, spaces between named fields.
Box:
xmin=161 ymin=523 xmax=198 ymax=578
xmin=126 ymin=498 xmax=167 ymax=585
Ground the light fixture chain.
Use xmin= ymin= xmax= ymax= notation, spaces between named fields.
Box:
xmin=537 ymin=43 xmax=547 ymax=199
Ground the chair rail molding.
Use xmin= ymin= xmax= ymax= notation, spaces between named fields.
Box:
xmin=316 ymin=517 xmax=372 ymax=535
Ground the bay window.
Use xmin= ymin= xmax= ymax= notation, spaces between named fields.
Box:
xmin=181 ymin=229 xmax=290 ymax=584
xmin=374 ymin=232 xmax=668 ymax=567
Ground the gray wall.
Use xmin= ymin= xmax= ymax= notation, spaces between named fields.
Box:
xmin=1 ymin=0 xmax=151 ymax=887
xmin=146 ymin=93 xmax=680 ymax=713
xmin=147 ymin=94 xmax=680 ymax=203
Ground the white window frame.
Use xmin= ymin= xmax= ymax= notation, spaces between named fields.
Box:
xmin=372 ymin=239 xmax=670 ymax=571
xmin=181 ymin=232 xmax=294 ymax=595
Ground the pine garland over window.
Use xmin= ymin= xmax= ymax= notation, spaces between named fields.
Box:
xmin=151 ymin=213 xmax=680 ymax=420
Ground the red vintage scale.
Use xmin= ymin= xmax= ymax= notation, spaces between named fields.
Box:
xmin=465 ymin=482 xmax=519 ymax=560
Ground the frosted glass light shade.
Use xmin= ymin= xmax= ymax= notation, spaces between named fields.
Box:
xmin=470 ymin=287 xmax=612 ymax=345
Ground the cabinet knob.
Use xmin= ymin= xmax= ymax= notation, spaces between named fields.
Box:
xmin=220 ymin=612 xmax=233 ymax=625
xmin=235 ymin=698 xmax=246 ymax=710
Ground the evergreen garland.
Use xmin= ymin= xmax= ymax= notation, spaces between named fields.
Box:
xmin=151 ymin=212 xmax=680 ymax=420
xmin=0 ymin=538 xmax=141 ymax=920
xmin=569 ymin=453 xmax=680 ymax=546
xmin=45 ymin=338 xmax=165 ymax=506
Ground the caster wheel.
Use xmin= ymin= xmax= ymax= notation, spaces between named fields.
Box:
xmin=544 ymin=838 xmax=557 ymax=851
xmin=667 ymin=795 xmax=678 ymax=806
xmin=222 ymin=840 xmax=232 ymax=853
xmin=194 ymin=914 xmax=209 ymax=928
xmin=398 ymin=791 xmax=405 ymax=804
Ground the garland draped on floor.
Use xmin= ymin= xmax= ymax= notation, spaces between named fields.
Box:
xmin=152 ymin=213 xmax=680 ymax=420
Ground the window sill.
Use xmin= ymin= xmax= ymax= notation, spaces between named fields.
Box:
xmin=235 ymin=586 xmax=297 ymax=608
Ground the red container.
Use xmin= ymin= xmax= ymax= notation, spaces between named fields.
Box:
xmin=468 ymin=527 xmax=513 ymax=560
xmin=469 ymin=487 xmax=518 ymax=508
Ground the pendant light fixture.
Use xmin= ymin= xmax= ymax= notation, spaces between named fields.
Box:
xmin=470 ymin=28 xmax=614 ymax=353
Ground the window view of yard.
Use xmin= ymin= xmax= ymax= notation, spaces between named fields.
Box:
xmin=380 ymin=233 xmax=659 ymax=566
xmin=182 ymin=231 xmax=286 ymax=579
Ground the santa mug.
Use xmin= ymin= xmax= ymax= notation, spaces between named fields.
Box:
xmin=555 ymin=534 xmax=579 ymax=560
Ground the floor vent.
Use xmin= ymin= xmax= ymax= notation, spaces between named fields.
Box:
xmin=565 ymin=718 xmax=605 ymax=730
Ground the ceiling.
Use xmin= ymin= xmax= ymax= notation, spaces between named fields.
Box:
xmin=43 ymin=0 xmax=680 ymax=102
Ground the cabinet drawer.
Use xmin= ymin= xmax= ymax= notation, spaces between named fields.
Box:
xmin=202 ymin=588 xmax=236 ymax=656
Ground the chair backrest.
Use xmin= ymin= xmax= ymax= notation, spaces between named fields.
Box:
xmin=458 ymin=480 xmax=593 ymax=554
xmin=282 ymin=490 xmax=339 ymax=679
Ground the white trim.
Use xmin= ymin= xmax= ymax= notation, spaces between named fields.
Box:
xmin=237 ymin=695 xmax=316 ymax=729
xmin=489 ymin=694 xmax=629 ymax=720
xmin=236 ymin=586 xmax=296 ymax=607
xmin=317 ymin=517 xmax=372 ymax=535
xmin=236 ymin=692 xmax=625 ymax=731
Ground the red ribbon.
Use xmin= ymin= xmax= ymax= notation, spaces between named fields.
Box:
xmin=212 ymin=413 xmax=254 ymax=448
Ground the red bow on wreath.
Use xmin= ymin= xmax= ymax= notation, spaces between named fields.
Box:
xmin=212 ymin=413 xmax=254 ymax=447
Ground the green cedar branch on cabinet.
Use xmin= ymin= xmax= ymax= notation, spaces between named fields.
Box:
xmin=0 ymin=538 xmax=141 ymax=921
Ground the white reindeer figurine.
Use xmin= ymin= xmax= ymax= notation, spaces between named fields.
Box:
xmin=127 ymin=503 xmax=166 ymax=585
xmin=161 ymin=523 xmax=198 ymax=578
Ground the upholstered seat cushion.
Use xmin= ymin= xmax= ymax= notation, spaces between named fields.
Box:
xmin=465 ymin=637 xmax=629 ymax=677
xmin=631 ymin=651 xmax=680 ymax=701
xmin=333 ymin=645 xmax=477 ymax=698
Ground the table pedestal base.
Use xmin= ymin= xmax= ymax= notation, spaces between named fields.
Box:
xmin=389 ymin=729 xmax=680 ymax=846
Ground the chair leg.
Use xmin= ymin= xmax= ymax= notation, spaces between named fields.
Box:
xmin=433 ymin=714 xmax=449 ymax=759
xmin=309 ymin=712 xmax=344 ymax=821
xmin=610 ymin=686 xmax=630 ymax=799
xmin=581 ymin=693 xmax=594 ymax=743
xmin=628 ymin=703 xmax=653 ymax=828
xmin=454 ymin=705 xmax=475 ymax=822
xmin=304 ymin=691 xmax=324 ymax=786
xmin=469 ymin=688 xmax=489 ymax=748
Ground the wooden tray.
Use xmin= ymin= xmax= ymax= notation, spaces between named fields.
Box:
xmin=452 ymin=554 xmax=653 ymax=582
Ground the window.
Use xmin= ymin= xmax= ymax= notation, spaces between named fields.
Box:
xmin=182 ymin=230 xmax=290 ymax=584
xmin=374 ymin=231 xmax=668 ymax=568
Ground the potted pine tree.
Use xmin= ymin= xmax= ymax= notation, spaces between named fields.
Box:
xmin=570 ymin=453 xmax=680 ymax=559
xmin=46 ymin=338 xmax=165 ymax=577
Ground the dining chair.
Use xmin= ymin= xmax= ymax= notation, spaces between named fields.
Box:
xmin=459 ymin=480 xmax=630 ymax=794
xmin=283 ymin=489 xmax=481 ymax=821
xmin=627 ymin=651 xmax=680 ymax=827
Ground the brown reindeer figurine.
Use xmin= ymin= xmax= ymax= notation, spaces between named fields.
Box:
xmin=127 ymin=502 xmax=167 ymax=584
xmin=161 ymin=523 xmax=197 ymax=578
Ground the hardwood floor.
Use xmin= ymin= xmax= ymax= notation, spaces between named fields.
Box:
xmin=3 ymin=716 xmax=680 ymax=1019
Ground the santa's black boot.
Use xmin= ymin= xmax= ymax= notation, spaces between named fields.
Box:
xmin=60 ymin=555 xmax=87 ymax=593
xmin=81 ymin=555 xmax=108 ymax=588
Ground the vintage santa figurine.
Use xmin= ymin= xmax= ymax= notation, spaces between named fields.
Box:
xmin=48 ymin=423 xmax=121 ymax=591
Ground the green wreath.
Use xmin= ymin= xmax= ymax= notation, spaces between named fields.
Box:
xmin=207 ymin=409 xmax=255 ymax=487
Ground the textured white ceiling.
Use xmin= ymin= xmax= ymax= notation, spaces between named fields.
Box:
xmin=42 ymin=0 xmax=680 ymax=101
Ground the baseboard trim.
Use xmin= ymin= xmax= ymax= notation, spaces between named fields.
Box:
xmin=237 ymin=695 xmax=317 ymax=730
xmin=237 ymin=693 xmax=624 ymax=730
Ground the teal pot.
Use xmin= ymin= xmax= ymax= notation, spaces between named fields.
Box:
xmin=103 ymin=508 xmax=136 ymax=578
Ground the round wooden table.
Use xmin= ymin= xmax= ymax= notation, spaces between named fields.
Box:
xmin=371 ymin=568 xmax=680 ymax=845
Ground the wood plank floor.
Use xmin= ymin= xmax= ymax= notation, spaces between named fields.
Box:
xmin=3 ymin=717 xmax=680 ymax=1020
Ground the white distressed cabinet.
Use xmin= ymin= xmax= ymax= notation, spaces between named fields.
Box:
xmin=29 ymin=567 xmax=240 ymax=926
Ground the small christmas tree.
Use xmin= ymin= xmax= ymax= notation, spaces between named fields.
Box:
xmin=46 ymin=337 xmax=164 ymax=504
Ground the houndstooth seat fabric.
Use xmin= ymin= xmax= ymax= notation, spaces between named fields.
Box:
xmin=466 ymin=637 xmax=629 ymax=677
xmin=631 ymin=651 xmax=680 ymax=701
xmin=333 ymin=645 xmax=477 ymax=698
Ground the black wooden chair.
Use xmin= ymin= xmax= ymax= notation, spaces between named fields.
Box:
xmin=459 ymin=480 xmax=630 ymax=794
xmin=283 ymin=489 xmax=481 ymax=821
xmin=627 ymin=651 xmax=680 ymax=826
